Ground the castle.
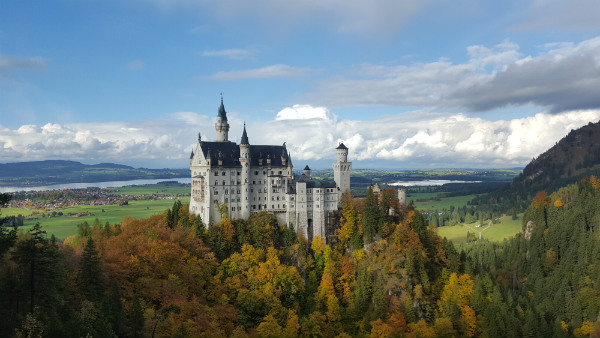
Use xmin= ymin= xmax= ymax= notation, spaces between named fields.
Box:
xmin=189 ymin=98 xmax=352 ymax=240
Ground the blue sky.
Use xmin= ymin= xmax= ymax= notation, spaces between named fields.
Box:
xmin=2 ymin=0 xmax=600 ymax=169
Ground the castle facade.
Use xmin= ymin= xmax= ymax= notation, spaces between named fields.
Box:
xmin=189 ymin=99 xmax=351 ymax=240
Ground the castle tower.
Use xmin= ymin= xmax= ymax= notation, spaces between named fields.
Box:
xmin=333 ymin=142 xmax=351 ymax=198
xmin=398 ymin=187 xmax=406 ymax=206
xmin=215 ymin=96 xmax=230 ymax=142
xmin=239 ymin=124 xmax=251 ymax=218
xmin=303 ymin=165 xmax=311 ymax=179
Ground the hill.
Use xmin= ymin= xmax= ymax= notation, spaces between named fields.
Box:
xmin=473 ymin=120 xmax=600 ymax=209
xmin=0 ymin=160 xmax=188 ymax=187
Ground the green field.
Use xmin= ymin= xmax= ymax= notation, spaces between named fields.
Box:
xmin=105 ymin=183 xmax=190 ymax=196
xmin=6 ymin=198 xmax=189 ymax=240
xmin=410 ymin=193 xmax=476 ymax=211
xmin=435 ymin=214 xmax=523 ymax=246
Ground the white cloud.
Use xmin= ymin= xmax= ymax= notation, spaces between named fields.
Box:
xmin=205 ymin=64 xmax=311 ymax=81
xmin=126 ymin=59 xmax=146 ymax=70
xmin=312 ymin=37 xmax=600 ymax=114
xmin=2 ymin=105 xmax=599 ymax=169
xmin=201 ymin=49 xmax=254 ymax=60
xmin=275 ymin=105 xmax=330 ymax=120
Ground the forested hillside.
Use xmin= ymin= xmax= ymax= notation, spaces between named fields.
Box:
xmin=464 ymin=177 xmax=600 ymax=338
xmin=3 ymin=176 xmax=600 ymax=338
xmin=0 ymin=191 xmax=464 ymax=338
xmin=472 ymin=120 xmax=600 ymax=213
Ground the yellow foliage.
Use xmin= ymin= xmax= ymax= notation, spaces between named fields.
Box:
xmin=574 ymin=321 xmax=594 ymax=338
xmin=256 ymin=314 xmax=283 ymax=338
xmin=408 ymin=319 xmax=436 ymax=338
xmin=561 ymin=321 xmax=568 ymax=332
xmin=311 ymin=235 xmax=326 ymax=256
xmin=369 ymin=319 xmax=393 ymax=338
xmin=554 ymin=198 xmax=563 ymax=208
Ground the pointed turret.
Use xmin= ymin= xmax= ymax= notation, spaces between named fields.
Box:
xmin=215 ymin=95 xmax=230 ymax=142
xmin=217 ymin=96 xmax=228 ymax=121
xmin=240 ymin=123 xmax=249 ymax=145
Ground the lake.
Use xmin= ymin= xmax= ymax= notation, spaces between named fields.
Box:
xmin=389 ymin=179 xmax=481 ymax=187
xmin=0 ymin=177 xmax=191 ymax=193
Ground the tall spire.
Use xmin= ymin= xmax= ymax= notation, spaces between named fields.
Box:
xmin=215 ymin=94 xmax=230 ymax=142
xmin=218 ymin=93 xmax=227 ymax=121
xmin=240 ymin=122 xmax=249 ymax=145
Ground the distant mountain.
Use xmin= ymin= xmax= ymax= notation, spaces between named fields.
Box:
xmin=475 ymin=120 xmax=600 ymax=208
xmin=0 ymin=160 xmax=188 ymax=187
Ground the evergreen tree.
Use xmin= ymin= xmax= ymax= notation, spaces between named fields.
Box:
xmin=78 ymin=237 xmax=104 ymax=302
xmin=362 ymin=187 xmax=379 ymax=243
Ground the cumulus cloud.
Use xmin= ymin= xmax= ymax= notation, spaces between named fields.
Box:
xmin=247 ymin=105 xmax=600 ymax=168
xmin=312 ymin=37 xmax=600 ymax=114
xmin=205 ymin=64 xmax=311 ymax=81
xmin=201 ymin=49 xmax=254 ymax=60
xmin=275 ymin=105 xmax=330 ymax=120
xmin=0 ymin=55 xmax=46 ymax=70
xmin=2 ymin=104 xmax=599 ymax=169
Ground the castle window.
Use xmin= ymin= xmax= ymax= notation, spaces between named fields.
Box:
xmin=237 ymin=171 xmax=240 ymax=175
xmin=225 ymin=198 xmax=228 ymax=203
xmin=271 ymin=171 xmax=274 ymax=175
xmin=222 ymin=171 xmax=225 ymax=176
xmin=225 ymin=189 xmax=228 ymax=194
xmin=214 ymin=191 xmax=218 ymax=195
xmin=222 ymin=180 xmax=226 ymax=185
xmin=215 ymin=171 xmax=218 ymax=176
xmin=272 ymin=205 xmax=274 ymax=209
xmin=254 ymin=171 xmax=258 ymax=175
xmin=231 ymin=207 xmax=235 ymax=211
xmin=253 ymin=181 xmax=256 ymax=184
xmin=251 ymin=188 xmax=254 ymax=193
xmin=279 ymin=171 xmax=282 ymax=175
xmin=263 ymin=171 xmax=266 ymax=174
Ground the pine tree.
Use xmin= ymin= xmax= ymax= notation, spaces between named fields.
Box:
xmin=363 ymin=187 xmax=379 ymax=243
xmin=78 ymin=237 xmax=104 ymax=302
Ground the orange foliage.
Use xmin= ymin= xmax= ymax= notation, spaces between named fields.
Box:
xmin=531 ymin=191 xmax=550 ymax=208
xmin=554 ymin=198 xmax=563 ymax=208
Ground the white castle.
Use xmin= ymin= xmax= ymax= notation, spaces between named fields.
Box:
xmin=189 ymin=98 xmax=352 ymax=241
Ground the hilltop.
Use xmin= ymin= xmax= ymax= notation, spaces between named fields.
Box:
xmin=474 ymin=120 xmax=600 ymax=208
xmin=0 ymin=160 xmax=188 ymax=187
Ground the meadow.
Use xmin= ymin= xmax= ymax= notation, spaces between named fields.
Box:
xmin=435 ymin=214 xmax=523 ymax=246
xmin=409 ymin=193 xmax=477 ymax=210
xmin=2 ymin=194 xmax=190 ymax=239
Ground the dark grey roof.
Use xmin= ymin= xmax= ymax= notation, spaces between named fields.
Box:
xmin=217 ymin=98 xmax=227 ymax=121
xmin=336 ymin=142 xmax=348 ymax=150
xmin=304 ymin=165 xmax=310 ymax=170
xmin=190 ymin=150 xmax=194 ymax=159
xmin=199 ymin=141 xmax=289 ymax=167
xmin=240 ymin=124 xmax=249 ymax=145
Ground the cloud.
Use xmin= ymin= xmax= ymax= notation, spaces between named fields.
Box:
xmin=204 ymin=64 xmax=311 ymax=81
xmin=513 ymin=0 xmax=600 ymax=31
xmin=201 ymin=49 xmax=254 ymax=60
xmin=126 ymin=59 xmax=146 ymax=70
xmin=247 ymin=105 xmax=600 ymax=168
xmin=0 ymin=55 xmax=46 ymax=70
xmin=143 ymin=0 xmax=429 ymax=37
xmin=275 ymin=105 xmax=330 ymax=120
xmin=311 ymin=37 xmax=600 ymax=114
xmin=2 ymin=105 xmax=599 ymax=169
